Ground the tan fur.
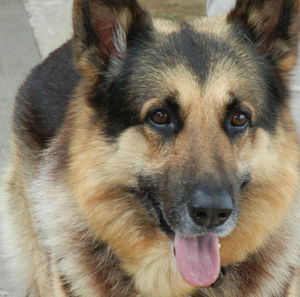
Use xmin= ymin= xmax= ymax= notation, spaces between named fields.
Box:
xmin=66 ymin=98 xmax=193 ymax=297
xmin=190 ymin=15 xmax=228 ymax=36
xmin=154 ymin=18 xmax=180 ymax=34
xmin=288 ymin=279 xmax=299 ymax=297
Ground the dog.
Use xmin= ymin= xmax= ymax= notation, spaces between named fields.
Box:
xmin=1 ymin=0 xmax=300 ymax=296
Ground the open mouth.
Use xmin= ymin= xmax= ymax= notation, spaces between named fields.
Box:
xmin=143 ymin=191 xmax=226 ymax=288
xmin=152 ymin=200 xmax=223 ymax=287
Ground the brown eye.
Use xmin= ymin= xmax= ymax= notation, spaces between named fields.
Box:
xmin=151 ymin=111 xmax=170 ymax=125
xmin=231 ymin=113 xmax=248 ymax=127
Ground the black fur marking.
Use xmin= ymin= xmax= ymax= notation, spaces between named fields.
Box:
xmin=254 ymin=66 xmax=287 ymax=132
xmin=81 ymin=0 xmax=99 ymax=49
xmin=162 ymin=24 xmax=241 ymax=83
xmin=14 ymin=41 xmax=80 ymax=148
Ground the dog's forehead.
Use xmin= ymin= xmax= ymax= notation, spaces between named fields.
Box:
xmin=114 ymin=16 xmax=280 ymax=134
xmin=140 ymin=18 xmax=263 ymax=107
xmin=150 ymin=17 xmax=257 ymax=86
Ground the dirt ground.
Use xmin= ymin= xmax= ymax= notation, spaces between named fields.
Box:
xmin=139 ymin=0 xmax=207 ymax=21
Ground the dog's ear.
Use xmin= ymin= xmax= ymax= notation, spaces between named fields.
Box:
xmin=228 ymin=0 xmax=300 ymax=76
xmin=73 ymin=0 xmax=153 ymax=72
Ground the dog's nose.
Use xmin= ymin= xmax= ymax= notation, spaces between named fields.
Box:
xmin=188 ymin=190 xmax=233 ymax=228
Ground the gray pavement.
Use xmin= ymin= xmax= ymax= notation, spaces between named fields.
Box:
xmin=0 ymin=0 xmax=41 ymax=177
xmin=0 ymin=0 xmax=40 ymax=295
xmin=0 ymin=0 xmax=300 ymax=295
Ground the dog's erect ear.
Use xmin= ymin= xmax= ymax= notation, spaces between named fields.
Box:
xmin=73 ymin=0 xmax=152 ymax=72
xmin=228 ymin=0 xmax=300 ymax=76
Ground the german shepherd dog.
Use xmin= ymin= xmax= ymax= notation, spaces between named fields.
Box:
xmin=1 ymin=0 xmax=300 ymax=296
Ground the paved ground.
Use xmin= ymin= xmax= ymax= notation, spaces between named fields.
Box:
xmin=0 ymin=0 xmax=300 ymax=296
xmin=0 ymin=0 xmax=41 ymax=177
xmin=0 ymin=0 xmax=41 ymax=295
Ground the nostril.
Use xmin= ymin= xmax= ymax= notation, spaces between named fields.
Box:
xmin=217 ymin=210 xmax=231 ymax=221
xmin=214 ymin=209 xmax=232 ymax=226
xmin=241 ymin=181 xmax=248 ymax=190
xmin=188 ymin=207 xmax=210 ymax=226
xmin=196 ymin=211 xmax=207 ymax=220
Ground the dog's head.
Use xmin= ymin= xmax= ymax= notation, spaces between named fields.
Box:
xmin=68 ymin=0 xmax=300 ymax=294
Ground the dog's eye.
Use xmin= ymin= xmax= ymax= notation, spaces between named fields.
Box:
xmin=231 ymin=113 xmax=248 ymax=127
xmin=146 ymin=101 xmax=182 ymax=136
xmin=224 ymin=108 xmax=251 ymax=138
xmin=150 ymin=110 xmax=170 ymax=125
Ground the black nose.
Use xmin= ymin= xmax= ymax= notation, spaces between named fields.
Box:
xmin=188 ymin=190 xmax=233 ymax=228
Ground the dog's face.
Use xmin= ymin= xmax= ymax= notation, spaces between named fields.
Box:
xmin=68 ymin=0 xmax=299 ymax=292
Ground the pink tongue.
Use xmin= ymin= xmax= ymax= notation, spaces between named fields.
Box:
xmin=174 ymin=233 xmax=220 ymax=287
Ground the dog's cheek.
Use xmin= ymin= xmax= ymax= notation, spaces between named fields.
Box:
xmin=68 ymin=124 xmax=195 ymax=297
xmin=115 ymin=127 xmax=169 ymax=173
xmin=219 ymin=125 xmax=300 ymax=265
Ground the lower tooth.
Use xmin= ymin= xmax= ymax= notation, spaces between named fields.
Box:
xmin=218 ymin=243 xmax=221 ymax=250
